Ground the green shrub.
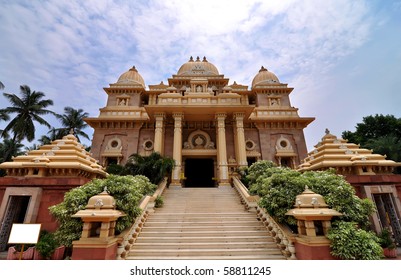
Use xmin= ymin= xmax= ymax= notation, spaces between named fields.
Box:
xmin=106 ymin=163 xmax=124 ymax=175
xmin=35 ymin=230 xmax=58 ymax=259
xmin=49 ymin=174 xmax=157 ymax=247
xmin=378 ymin=228 xmax=396 ymax=249
xmin=247 ymin=161 xmax=380 ymax=259
xmin=154 ymin=195 xmax=164 ymax=208
xmin=122 ymin=152 xmax=175 ymax=185
xmin=327 ymin=221 xmax=383 ymax=260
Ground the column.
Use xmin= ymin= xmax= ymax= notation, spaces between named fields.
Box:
xmin=153 ymin=113 xmax=165 ymax=155
xmin=171 ymin=112 xmax=184 ymax=187
xmin=233 ymin=112 xmax=247 ymax=167
xmin=216 ymin=113 xmax=230 ymax=187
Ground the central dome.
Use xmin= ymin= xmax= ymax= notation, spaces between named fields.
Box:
xmin=177 ymin=56 xmax=219 ymax=76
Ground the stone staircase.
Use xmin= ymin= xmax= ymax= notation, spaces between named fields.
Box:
xmin=126 ymin=186 xmax=286 ymax=260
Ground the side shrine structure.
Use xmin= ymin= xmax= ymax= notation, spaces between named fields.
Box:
xmin=298 ymin=130 xmax=401 ymax=245
xmin=85 ymin=56 xmax=314 ymax=188
xmin=0 ymin=133 xmax=107 ymax=251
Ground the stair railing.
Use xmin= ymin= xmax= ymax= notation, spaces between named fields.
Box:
xmin=115 ymin=177 xmax=168 ymax=259
xmin=231 ymin=176 xmax=297 ymax=260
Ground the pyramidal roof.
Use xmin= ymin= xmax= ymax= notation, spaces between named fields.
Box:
xmin=297 ymin=129 xmax=401 ymax=175
xmin=0 ymin=133 xmax=107 ymax=179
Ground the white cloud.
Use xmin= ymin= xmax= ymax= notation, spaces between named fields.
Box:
xmin=1 ymin=0 xmax=397 ymax=151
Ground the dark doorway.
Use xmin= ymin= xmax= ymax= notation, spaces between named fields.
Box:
xmin=184 ymin=158 xmax=214 ymax=188
xmin=247 ymin=157 xmax=257 ymax=167
xmin=0 ymin=196 xmax=31 ymax=251
xmin=373 ymin=193 xmax=401 ymax=245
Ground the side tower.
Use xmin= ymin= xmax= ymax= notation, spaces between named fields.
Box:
xmin=249 ymin=66 xmax=314 ymax=168
xmin=85 ymin=66 xmax=149 ymax=166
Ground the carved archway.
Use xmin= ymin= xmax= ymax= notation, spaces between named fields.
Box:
xmin=183 ymin=129 xmax=215 ymax=150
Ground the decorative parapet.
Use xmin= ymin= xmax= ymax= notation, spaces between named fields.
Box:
xmin=115 ymin=177 xmax=168 ymax=259
xmin=256 ymin=205 xmax=297 ymax=260
xmin=231 ymin=176 xmax=297 ymax=260
xmin=232 ymin=176 xmax=259 ymax=211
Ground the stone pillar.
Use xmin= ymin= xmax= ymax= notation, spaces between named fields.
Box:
xmin=171 ymin=112 xmax=184 ymax=188
xmin=233 ymin=113 xmax=247 ymax=167
xmin=304 ymin=220 xmax=316 ymax=237
xmin=153 ymin=113 xmax=165 ymax=155
xmin=216 ymin=113 xmax=230 ymax=187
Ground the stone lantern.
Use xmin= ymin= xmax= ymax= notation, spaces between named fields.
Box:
xmin=285 ymin=186 xmax=342 ymax=259
xmin=286 ymin=186 xmax=342 ymax=237
xmin=71 ymin=189 xmax=125 ymax=259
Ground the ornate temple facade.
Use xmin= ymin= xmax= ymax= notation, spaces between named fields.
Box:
xmin=85 ymin=56 xmax=314 ymax=187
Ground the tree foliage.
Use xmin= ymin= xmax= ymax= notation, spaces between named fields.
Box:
xmin=0 ymin=85 xmax=56 ymax=142
xmin=327 ymin=221 xmax=383 ymax=260
xmin=54 ymin=106 xmax=90 ymax=142
xmin=122 ymin=152 xmax=175 ymax=185
xmin=0 ymin=138 xmax=24 ymax=162
xmin=245 ymin=160 xmax=380 ymax=259
xmin=49 ymin=175 xmax=157 ymax=247
xmin=342 ymin=114 xmax=401 ymax=168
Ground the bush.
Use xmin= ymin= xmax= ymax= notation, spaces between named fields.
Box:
xmin=248 ymin=164 xmax=376 ymax=227
xmin=35 ymin=230 xmax=58 ymax=259
xmin=106 ymin=163 xmax=124 ymax=175
xmin=378 ymin=228 xmax=396 ymax=249
xmin=327 ymin=221 xmax=383 ymax=260
xmin=247 ymin=161 xmax=380 ymax=259
xmin=49 ymin=174 xmax=157 ymax=247
xmin=154 ymin=195 xmax=164 ymax=208
xmin=122 ymin=152 xmax=175 ymax=185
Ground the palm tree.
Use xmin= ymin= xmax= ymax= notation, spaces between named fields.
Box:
xmin=0 ymin=85 xmax=55 ymax=162
xmin=0 ymin=138 xmax=24 ymax=162
xmin=0 ymin=111 xmax=9 ymax=122
xmin=38 ymin=127 xmax=62 ymax=146
xmin=0 ymin=109 xmax=9 ymax=138
xmin=1 ymin=85 xmax=55 ymax=142
xmin=54 ymin=107 xmax=90 ymax=142
xmin=0 ymin=138 xmax=24 ymax=176
xmin=24 ymin=143 xmax=40 ymax=153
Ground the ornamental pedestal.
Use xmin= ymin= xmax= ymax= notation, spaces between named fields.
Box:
xmin=71 ymin=190 xmax=125 ymax=260
xmin=286 ymin=186 xmax=342 ymax=260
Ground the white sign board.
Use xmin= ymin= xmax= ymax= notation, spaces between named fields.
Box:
xmin=8 ymin=224 xmax=41 ymax=244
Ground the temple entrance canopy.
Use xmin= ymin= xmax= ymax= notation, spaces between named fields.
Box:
xmin=85 ymin=56 xmax=314 ymax=187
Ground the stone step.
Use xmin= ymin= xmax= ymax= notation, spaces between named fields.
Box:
xmin=134 ymin=236 xmax=271 ymax=243
xmin=141 ymin=225 xmax=267 ymax=232
xmin=132 ymin=242 xmax=278 ymax=250
xmin=126 ymin=186 xmax=285 ymax=260
xmin=144 ymin=221 xmax=263 ymax=227
xmin=137 ymin=230 xmax=270 ymax=237
xmin=128 ymin=248 xmax=284 ymax=257
xmin=146 ymin=216 xmax=258 ymax=220
xmin=148 ymin=212 xmax=257 ymax=217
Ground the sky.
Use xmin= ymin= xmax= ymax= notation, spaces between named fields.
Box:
xmin=0 ymin=0 xmax=400 ymax=153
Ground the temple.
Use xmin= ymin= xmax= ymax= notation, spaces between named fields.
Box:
xmin=298 ymin=130 xmax=401 ymax=244
xmin=85 ymin=56 xmax=314 ymax=187
xmin=0 ymin=133 xmax=106 ymax=251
